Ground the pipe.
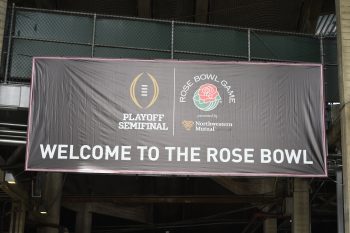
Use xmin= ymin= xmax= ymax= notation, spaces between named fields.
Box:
xmin=0 ymin=139 xmax=26 ymax=145
xmin=0 ymin=135 xmax=26 ymax=139
xmin=0 ymin=130 xmax=26 ymax=135
xmin=0 ymin=123 xmax=27 ymax=128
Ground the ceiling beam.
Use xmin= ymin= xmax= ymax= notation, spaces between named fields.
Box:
xmin=63 ymin=202 xmax=152 ymax=223
xmin=211 ymin=177 xmax=277 ymax=195
xmin=63 ymin=195 xmax=280 ymax=204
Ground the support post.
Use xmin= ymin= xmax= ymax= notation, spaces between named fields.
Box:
xmin=37 ymin=173 xmax=63 ymax=233
xmin=292 ymin=178 xmax=310 ymax=233
xmin=9 ymin=201 xmax=26 ymax=233
xmin=75 ymin=204 xmax=92 ymax=233
xmin=335 ymin=0 xmax=350 ymax=232
xmin=9 ymin=203 xmax=15 ymax=233
xmin=16 ymin=202 xmax=26 ymax=233
xmin=264 ymin=218 xmax=277 ymax=233
xmin=337 ymin=168 xmax=345 ymax=233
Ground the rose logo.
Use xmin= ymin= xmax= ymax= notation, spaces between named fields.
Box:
xmin=193 ymin=83 xmax=221 ymax=111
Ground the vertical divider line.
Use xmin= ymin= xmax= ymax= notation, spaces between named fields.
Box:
xmin=173 ymin=67 xmax=176 ymax=136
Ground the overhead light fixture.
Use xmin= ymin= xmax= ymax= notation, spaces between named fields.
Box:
xmin=38 ymin=203 xmax=48 ymax=215
xmin=4 ymin=172 xmax=16 ymax=184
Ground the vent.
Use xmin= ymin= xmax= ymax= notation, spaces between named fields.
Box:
xmin=316 ymin=14 xmax=336 ymax=36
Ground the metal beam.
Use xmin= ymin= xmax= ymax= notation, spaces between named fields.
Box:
xmin=64 ymin=202 xmax=151 ymax=223
xmin=211 ymin=177 xmax=277 ymax=195
xmin=0 ymin=139 xmax=26 ymax=145
xmin=63 ymin=195 xmax=281 ymax=204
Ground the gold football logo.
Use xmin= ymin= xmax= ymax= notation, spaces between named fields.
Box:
xmin=130 ymin=73 xmax=159 ymax=109
xmin=182 ymin=120 xmax=194 ymax=131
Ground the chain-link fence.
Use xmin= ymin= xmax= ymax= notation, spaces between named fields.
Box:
xmin=2 ymin=5 xmax=338 ymax=102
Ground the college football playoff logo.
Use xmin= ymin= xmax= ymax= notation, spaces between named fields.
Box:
xmin=130 ymin=72 xmax=159 ymax=109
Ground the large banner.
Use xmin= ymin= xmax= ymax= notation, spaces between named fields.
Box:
xmin=26 ymin=58 xmax=327 ymax=177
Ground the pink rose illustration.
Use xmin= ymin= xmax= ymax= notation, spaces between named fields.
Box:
xmin=198 ymin=83 xmax=219 ymax=103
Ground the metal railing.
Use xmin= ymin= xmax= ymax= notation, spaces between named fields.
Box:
xmin=0 ymin=122 xmax=27 ymax=145
xmin=1 ymin=4 xmax=338 ymax=102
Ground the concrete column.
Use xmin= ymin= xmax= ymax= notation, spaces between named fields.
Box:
xmin=337 ymin=168 xmax=345 ymax=233
xmin=263 ymin=218 xmax=277 ymax=233
xmin=75 ymin=204 xmax=92 ymax=233
xmin=336 ymin=0 xmax=350 ymax=232
xmin=37 ymin=173 xmax=63 ymax=233
xmin=15 ymin=202 xmax=26 ymax=233
xmin=292 ymin=178 xmax=310 ymax=233
xmin=9 ymin=201 xmax=26 ymax=233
